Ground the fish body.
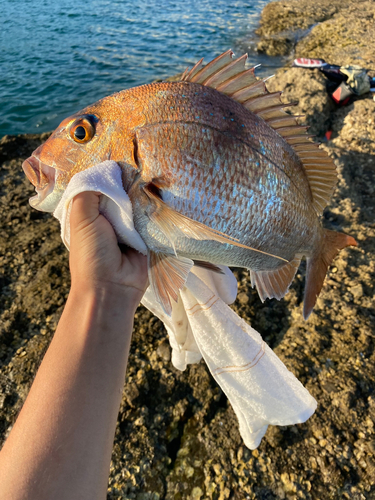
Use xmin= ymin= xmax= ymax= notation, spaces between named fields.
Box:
xmin=22 ymin=50 xmax=356 ymax=317
xmin=126 ymin=82 xmax=316 ymax=265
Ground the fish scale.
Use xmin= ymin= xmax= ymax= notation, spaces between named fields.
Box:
xmin=132 ymin=81 xmax=314 ymax=203
xmin=134 ymin=118 xmax=311 ymax=263
xmin=22 ymin=50 xmax=357 ymax=318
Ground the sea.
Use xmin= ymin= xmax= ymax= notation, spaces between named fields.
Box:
xmin=0 ymin=0 xmax=278 ymax=137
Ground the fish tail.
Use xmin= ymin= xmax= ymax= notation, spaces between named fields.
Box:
xmin=303 ymin=229 xmax=357 ymax=319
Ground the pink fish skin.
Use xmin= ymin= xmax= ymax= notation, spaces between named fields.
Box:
xmin=22 ymin=50 xmax=357 ymax=317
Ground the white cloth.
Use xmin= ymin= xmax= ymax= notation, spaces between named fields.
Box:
xmin=53 ymin=161 xmax=317 ymax=449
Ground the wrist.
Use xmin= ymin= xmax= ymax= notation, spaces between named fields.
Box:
xmin=69 ymin=281 xmax=143 ymax=317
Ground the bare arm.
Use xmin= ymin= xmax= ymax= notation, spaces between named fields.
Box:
xmin=0 ymin=192 xmax=148 ymax=500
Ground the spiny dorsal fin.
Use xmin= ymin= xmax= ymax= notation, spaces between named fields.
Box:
xmin=181 ymin=51 xmax=338 ymax=214
xmin=187 ymin=49 xmax=234 ymax=84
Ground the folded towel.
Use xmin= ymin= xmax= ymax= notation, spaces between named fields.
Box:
xmin=54 ymin=161 xmax=317 ymax=449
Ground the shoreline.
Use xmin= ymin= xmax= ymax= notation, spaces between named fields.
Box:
xmin=1 ymin=2 xmax=375 ymax=498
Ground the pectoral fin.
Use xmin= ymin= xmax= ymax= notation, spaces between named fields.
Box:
xmin=143 ymin=184 xmax=287 ymax=263
xmin=148 ymin=250 xmax=194 ymax=316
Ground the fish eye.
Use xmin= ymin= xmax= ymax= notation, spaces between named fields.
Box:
xmin=69 ymin=116 xmax=96 ymax=143
xmin=74 ymin=126 xmax=86 ymax=141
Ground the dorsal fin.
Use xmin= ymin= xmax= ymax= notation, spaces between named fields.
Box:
xmin=181 ymin=51 xmax=338 ymax=214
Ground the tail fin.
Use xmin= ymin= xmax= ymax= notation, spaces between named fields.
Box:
xmin=304 ymin=229 xmax=357 ymax=319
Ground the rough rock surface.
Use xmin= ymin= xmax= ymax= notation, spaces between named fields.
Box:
xmin=256 ymin=0 xmax=344 ymax=37
xmin=1 ymin=4 xmax=375 ymax=499
xmin=295 ymin=2 xmax=375 ymax=68
xmin=256 ymin=0 xmax=375 ymax=62
xmin=266 ymin=68 xmax=335 ymax=137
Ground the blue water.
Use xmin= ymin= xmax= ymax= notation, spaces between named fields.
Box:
xmin=0 ymin=0 xmax=271 ymax=137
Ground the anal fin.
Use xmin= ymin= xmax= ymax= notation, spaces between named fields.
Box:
xmin=250 ymin=257 xmax=301 ymax=302
xmin=148 ymin=251 xmax=194 ymax=316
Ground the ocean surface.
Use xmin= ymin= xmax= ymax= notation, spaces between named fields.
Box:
xmin=0 ymin=0 xmax=274 ymax=137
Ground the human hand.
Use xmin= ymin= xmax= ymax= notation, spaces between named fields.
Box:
xmin=69 ymin=191 xmax=148 ymax=304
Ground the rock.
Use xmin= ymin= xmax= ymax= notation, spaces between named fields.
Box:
xmin=295 ymin=2 xmax=375 ymax=67
xmin=191 ymin=487 xmax=203 ymax=500
xmin=237 ymin=292 xmax=249 ymax=305
xmin=350 ymin=284 xmax=364 ymax=299
xmin=124 ymin=383 xmax=140 ymax=407
xmin=257 ymin=34 xmax=294 ymax=57
xmin=256 ymin=0 xmax=343 ymax=38
xmin=156 ymin=340 xmax=171 ymax=362
xmin=267 ymin=67 xmax=334 ymax=137
xmin=256 ymin=0 xmax=375 ymax=67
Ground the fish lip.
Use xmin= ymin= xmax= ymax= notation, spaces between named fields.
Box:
xmin=22 ymin=155 xmax=55 ymax=189
xmin=22 ymin=155 xmax=57 ymax=206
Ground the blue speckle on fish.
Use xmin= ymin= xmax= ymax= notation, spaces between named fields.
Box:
xmin=213 ymin=199 xmax=221 ymax=215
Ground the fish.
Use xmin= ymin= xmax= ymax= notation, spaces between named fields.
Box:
xmin=22 ymin=50 xmax=357 ymax=318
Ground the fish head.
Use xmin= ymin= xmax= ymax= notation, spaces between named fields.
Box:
xmin=22 ymin=91 xmax=141 ymax=212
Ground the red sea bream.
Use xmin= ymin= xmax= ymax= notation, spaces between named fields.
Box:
xmin=22 ymin=50 xmax=357 ymax=316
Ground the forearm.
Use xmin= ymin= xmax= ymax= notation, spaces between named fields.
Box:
xmin=0 ymin=284 xmax=140 ymax=500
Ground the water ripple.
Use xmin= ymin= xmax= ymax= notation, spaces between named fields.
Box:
xmin=0 ymin=0 xmax=268 ymax=136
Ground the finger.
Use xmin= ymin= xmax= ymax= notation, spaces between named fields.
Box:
xmin=70 ymin=191 xmax=101 ymax=230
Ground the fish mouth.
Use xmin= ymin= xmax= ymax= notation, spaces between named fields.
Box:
xmin=22 ymin=155 xmax=56 ymax=191
xmin=22 ymin=155 xmax=61 ymax=212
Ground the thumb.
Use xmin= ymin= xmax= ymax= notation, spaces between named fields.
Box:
xmin=70 ymin=191 xmax=101 ymax=232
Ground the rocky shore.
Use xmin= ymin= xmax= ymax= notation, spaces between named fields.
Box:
xmin=1 ymin=1 xmax=375 ymax=498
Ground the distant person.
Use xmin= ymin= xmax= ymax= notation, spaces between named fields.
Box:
xmin=0 ymin=192 xmax=148 ymax=499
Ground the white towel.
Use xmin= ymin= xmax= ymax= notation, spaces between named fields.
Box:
xmin=53 ymin=161 xmax=317 ymax=449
